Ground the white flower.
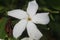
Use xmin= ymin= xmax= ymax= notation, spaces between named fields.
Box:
xmin=0 ymin=39 xmax=4 ymax=40
xmin=21 ymin=37 xmax=34 ymax=40
xmin=8 ymin=0 xmax=50 ymax=40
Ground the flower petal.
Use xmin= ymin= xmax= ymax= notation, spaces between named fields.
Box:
xmin=0 ymin=39 xmax=4 ymax=40
xmin=27 ymin=21 xmax=43 ymax=40
xmin=8 ymin=9 xmax=28 ymax=19
xmin=27 ymin=0 xmax=38 ymax=17
xmin=21 ymin=37 xmax=34 ymax=40
xmin=32 ymin=13 xmax=50 ymax=25
xmin=13 ymin=19 xmax=27 ymax=38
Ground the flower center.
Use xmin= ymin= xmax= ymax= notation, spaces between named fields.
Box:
xmin=27 ymin=17 xmax=31 ymax=21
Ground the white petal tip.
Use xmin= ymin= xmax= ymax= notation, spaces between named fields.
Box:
xmin=43 ymin=12 xmax=49 ymax=15
xmin=46 ymin=12 xmax=49 ymax=14
xmin=29 ymin=0 xmax=38 ymax=6
xmin=40 ymin=33 xmax=43 ymax=38
xmin=13 ymin=33 xmax=19 ymax=39
xmin=8 ymin=11 xmax=15 ymax=17
xmin=31 ymin=0 xmax=37 ymax=4
xmin=37 ymin=32 xmax=43 ymax=40
xmin=8 ymin=11 xmax=11 ymax=15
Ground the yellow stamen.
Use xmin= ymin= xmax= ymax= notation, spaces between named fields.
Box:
xmin=28 ymin=17 xmax=31 ymax=21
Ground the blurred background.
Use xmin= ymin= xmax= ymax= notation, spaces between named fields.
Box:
xmin=0 ymin=0 xmax=60 ymax=40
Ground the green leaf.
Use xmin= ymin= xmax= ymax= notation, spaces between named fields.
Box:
xmin=0 ymin=6 xmax=4 ymax=11
xmin=0 ymin=17 xmax=8 ymax=39
xmin=37 ymin=0 xmax=46 ymax=6
xmin=45 ymin=0 xmax=60 ymax=10
xmin=49 ymin=14 xmax=60 ymax=39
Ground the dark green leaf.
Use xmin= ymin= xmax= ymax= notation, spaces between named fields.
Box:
xmin=45 ymin=0 xmax=60 ymax=10
xmin=0 ymin=17 xmax=8 ymax=38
